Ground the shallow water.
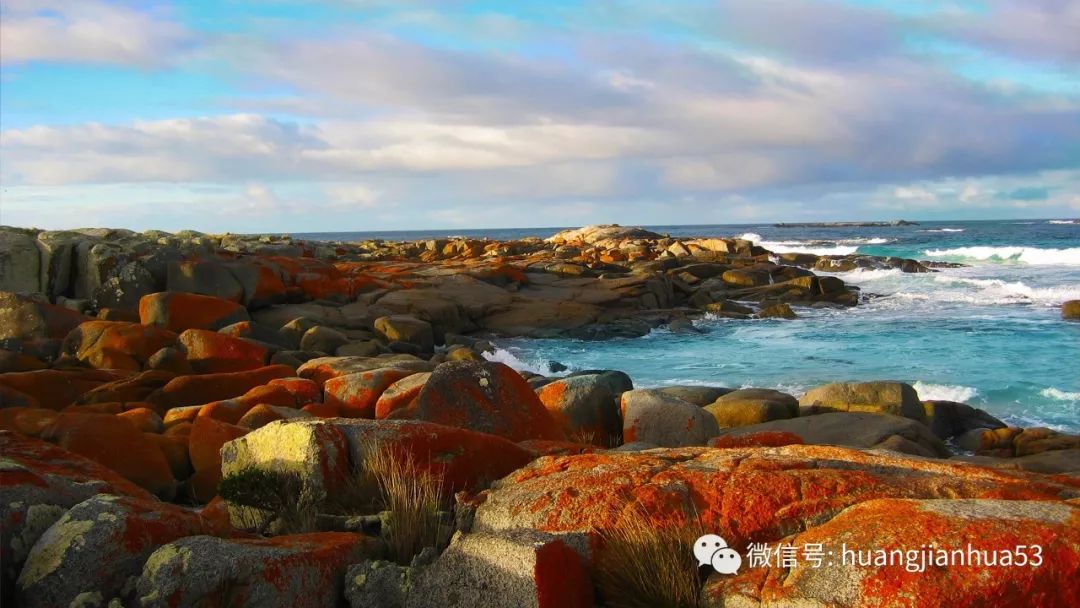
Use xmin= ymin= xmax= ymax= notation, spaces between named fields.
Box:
xmin=299 ymin=219 xmax=1079 ymax=431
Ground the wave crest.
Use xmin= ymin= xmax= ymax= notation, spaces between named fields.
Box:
xmin=924 ymin=246 xmax=1080 ymax=266
xmin=913 ymin=381 xmax=979 ymax=403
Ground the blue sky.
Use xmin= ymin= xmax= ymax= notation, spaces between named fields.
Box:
xmin=1 ymin=0 xmax=1078 ymax=232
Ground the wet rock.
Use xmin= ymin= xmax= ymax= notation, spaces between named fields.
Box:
xmin=756 ymin=302 xmax=797 ymax=319
xmin=1063 ymin=300 xmax=1080 ymax=320
xmin=619 ymin=389 xmax=719 ymax=447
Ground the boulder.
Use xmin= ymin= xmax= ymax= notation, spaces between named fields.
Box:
xmin=374 ymin=372 xmax=431 ymax=419
xmin=301 ymin=325 xmax=351 ymax=354
xmin=478 ymin=299 xmax=600 ymax=337
xmin=535 ymin=373 xmax=629 ymax=445
xmin=411 ymin=361 xmax=564 ymax=442
xmin=146 ymin=365 xmax=295 ymax=408
xmin=953 ymin=449 xmax=1080 ymax=475
xmin=957 ymin=427 xmax=1080 ymax=458
xmin=94 ymin=260 xmax=157 ymax=311
xmin=324 ymin=368 xmax=419 ymax=418
xmin=470 ymin=445 xmax=1078 ymax=564
xmin=0 ymin=292 xmax=88 ymax=342
xmin=0 ymin=432 xmax=153 ymax=600
xmin=800 ymin=381 xmax=927 ymax=423
xmin=1063 ymin=300 xmax=1080 ymax=320
xmin=619 ymin=389 xmax=719 ymax=447
xmin=63 ymin=320 xmax=178 ymax=371
xmin=146 ymin=346 xmax=193 ymax=374
xmin=237 ymin=404 xmax=312 ymax=430
xmin=651 ymin=385 xmax=732 ymax=406
xmin=711 ymin=411 xmax=949 ymax=457
xmin=16 ymin=494 xmax=217 ymax=608
xmin=0 ymin=229 xmax=41 ymax=293
xmin=137 ymin=533 xmax=376 ymax=608
xmin=139 ymin=291 xmax=250 ymax=332
xmin=221 ymin=419 xmax=534 ymax=510
xmin=374 ymin=315 xmax=435 ymax=353
xmin=704 ymin=388 xmax=799 ymax=428
xmin=73 ymin=369 xmax=175 ymax=405
xmin=178 ymin=328 xmax=269 ymax=373
xmin=40 ymin=413 xmax=178 ymax=498
xmin=297 ymin=355 xmax=433 ymax=386
xmin=702 ymin=498 xmax=1080 ymax=607
xmin=0 ymin=407 xmax=58 ymax=437
xmin=188 ymin=416 xmax=249 ymax=502
xmin=408 ymin=530 xmax=593 ymax=608
xmin=0 ymin=368 xmax=130 ymax=410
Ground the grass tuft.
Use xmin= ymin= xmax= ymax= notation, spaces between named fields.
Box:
xmin=595 ymin=508 xmax=704 ymax=608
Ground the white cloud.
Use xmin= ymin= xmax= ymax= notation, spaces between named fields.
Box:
xmin=0 ymin=0 xmax=192 ymax=66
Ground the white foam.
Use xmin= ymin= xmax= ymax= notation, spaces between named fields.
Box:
xmin=923 ymin=246 xmax=1080 ymax=266
xmin=482 ymin=347 xmax=552 ymax=376
xmin=914 ymin=381 xmax=979 ymax=403
xmin=840 ymin=268 xmax=903 ymax=281
xmin=1041 ymin=387 xmax=1080 ymax=401
xmin=736 ymin=232 xmax=763 ymax=242
xmin=928 ymin=275 xmax=1080 ymax=305
xmin=920 ymin=228 xmax=965 ymax=233
xmin=1048 ymin=220 xmax=1078 ymax=225
xmin=736 ymin=232 xmax=871 ymax=255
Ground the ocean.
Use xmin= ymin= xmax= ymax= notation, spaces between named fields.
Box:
xmin=300 ymin=219 xmax=1080 ymax=431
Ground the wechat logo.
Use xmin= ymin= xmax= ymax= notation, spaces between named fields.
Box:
xmin=694 ymin=534 xmax=742 ymax=574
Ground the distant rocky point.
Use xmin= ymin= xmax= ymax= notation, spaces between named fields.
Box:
xmin=774 ymin=220 xmax=919 ymax=227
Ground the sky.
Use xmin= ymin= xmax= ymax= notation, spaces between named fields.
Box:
xmin=1 ymin=0 xmax=1078 ymax=232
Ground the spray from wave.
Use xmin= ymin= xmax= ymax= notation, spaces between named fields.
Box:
xmin=1041 ymin=387 xmax=1080 ymax=401
xmin=737 ymin=233 xmax=861 ymax=256
xmin=483 ymin=347 xmax=559 ymax=376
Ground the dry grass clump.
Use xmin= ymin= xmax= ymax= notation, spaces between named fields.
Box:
xmin=364 ymin=442 xmax=449 ymax=564
xmin=595 ymin=508 xmax=705 ymax=608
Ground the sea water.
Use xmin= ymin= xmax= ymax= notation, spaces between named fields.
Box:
xmin=300 ymin=219 xmax=1080 ymax=431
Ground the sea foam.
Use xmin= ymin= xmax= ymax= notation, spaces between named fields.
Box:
xmin=924 ymin=246 xmax=1080 ymax=266
xmin=913 ymin=381 xmax=979 ymax=403
xmin=1041 ymin=387 xmax=1080 ymax=401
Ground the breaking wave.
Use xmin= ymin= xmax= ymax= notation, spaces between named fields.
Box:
xmin=923 ymin=246 xmax=1080 ymax=266
xmin=913 ymin=381 xmax=979 ymax=403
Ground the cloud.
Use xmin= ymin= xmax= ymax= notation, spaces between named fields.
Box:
xmin=0 ymin=0 xmax=193 ymax=67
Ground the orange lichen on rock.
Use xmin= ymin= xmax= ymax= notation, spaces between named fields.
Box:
xmin=146 ymin=364 xmax=295 ymax=408
xmin=178 ymin=328 xmax=269 ymax=373
xmin=63 ymin=320 xmax=178 ymax=370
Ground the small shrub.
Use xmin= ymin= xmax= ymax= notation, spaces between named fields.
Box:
xmin=595 ymin=508 xmax=705 ymax=608
xmin=217 ymin=467 xmax=315 ymax=534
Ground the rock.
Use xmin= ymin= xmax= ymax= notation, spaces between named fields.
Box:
xmin=94 ymin=261 xmax=156 ymax=311
xmin=546 ymin=224 xmax=662 ymax=245
xmin=139 ymin=291 xmax=250 ymax=332
xmin=0 ymin=292 xmax=88 ymax=342
xmin=756 ymin=302 xmax=797 ymax=319
xmin=301 ymin=325 xmax=351 ymax=354
xmin=711 ymin=411 xmax=949 ymax=457
xmin=374 ymin=316 xmax=434 ymax=353
xmin=344 ymin=560 xmax=412 ymax=608
xmin=34 ymin=231 xmax=80 ymax=299
xmin=1063 ymin=300 xmax=1080 ymax=320
xmin=722 ymin=269 xmax=770 ymax=288
xmin=408 ymin=529 xmax=593 ymax=608
xmin=0 ymin=431 xmax=154 ymax=600
xmin=534 ymin=373 xmax=629 ymax=445
xmin=237 ymin=403 xmax=312 ymax=430
xmin=0 ymin=368 xmax=130 ymax=410
xmin=0 ymin=229 xmax=41 ymax=293
xmin=478 ymin=299 xmax=600 ymax=338
xmin=136 ymin=533 xmax=376 ymax=608
xmin=703 ymin=498 xmax=1080 ymax=607
xmin=178 ymin=328 xmax=269 ymax=373
xmin=188 ymin=416 xmax=249 ymax=502
xmin=958 ymin=427 xmax=1080 ymax=457
xmin=411 ymin=361 xmax=564 ymax=442
xmin=800 ymin=381 xmax=926 ymax=423
xmin=704 ymin=388 xmax=799 ymax=428
xmin=221 ymin=419 xmax=534 ymax=511
xmin=619 ymin=389 xmax=719 ymax=447
xmin=146 ymin=346 xmax=193 ymax=374
xmin=0 ymin=407 xmax=58 ymax=437
xmin=953 ymin=449 xmax=1080 ymax=475
xmin=297 ymin=355 xmax=434 ymax=386
xmin=652 ymin=385 xmax=732 ymax=406
xmin=118 ymin=407 xmax=165 ymax=433
xmin=40 ymin=412 xmax=178 ymax=498
xmin=166 ymin=260 xmax=245 ymax=303
xmin=336 ymin=340 xmax=382 ymax=357
xmin=16 ymin=494 xmax=216 ymax=608
xmin=470 ymin=445 xmax=1078 ymax=568
xmin=63 ymin=320 xmax=178 ymax=371
xmin=374 ymin=372 xmax=431 ymax=419
xmin=922 ymin=400 xmax=1006 ymax=439
xmin=324 ymin=368 xmax=420 ymax=418
xmin=146 ymin=365 xmax=295 ymax=409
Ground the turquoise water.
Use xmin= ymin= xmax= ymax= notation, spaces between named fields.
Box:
xmin=473 ymin=220 xmax=1080 ymax=432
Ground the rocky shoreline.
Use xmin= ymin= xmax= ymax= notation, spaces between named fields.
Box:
xmin=1 ymin=223 xmax=1078 ymax=607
